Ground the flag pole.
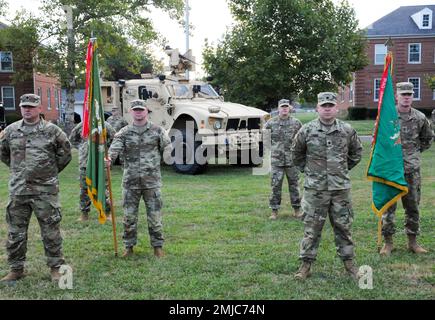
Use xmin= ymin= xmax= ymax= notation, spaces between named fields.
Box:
xmin=84 ymin=37 xmax=118 ymax=257
xmin=105 ymin=145 xmax=118 ymax=257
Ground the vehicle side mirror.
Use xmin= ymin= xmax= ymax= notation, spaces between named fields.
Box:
xmin=165 ymin=104 xmax=174 ymax=116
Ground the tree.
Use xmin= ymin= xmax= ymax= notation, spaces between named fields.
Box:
xmin=38 ymin=0 xmax=184 ymax=132
xmin=0 ymin=12 xmax=58 ymax=84
xmin=0 ymin=0 xmax=7 ymax=16
xmin=202 ymin=0 xmax=368 ymax=110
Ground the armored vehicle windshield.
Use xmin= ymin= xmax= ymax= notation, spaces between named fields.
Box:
xmin=166 ymin=84 xmax=219 ymax=99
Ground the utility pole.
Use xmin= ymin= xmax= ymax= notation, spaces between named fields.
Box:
xmin=184 ymin=0 xmax=190 ymax=80
xmin=62 ymin=5 xmax=76 ymax=134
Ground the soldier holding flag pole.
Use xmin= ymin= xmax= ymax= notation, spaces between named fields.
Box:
xmin=366 ymin=51 xmax=432 ymax=256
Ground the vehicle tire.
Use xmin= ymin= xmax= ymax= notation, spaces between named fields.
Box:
xmin=171 ymin=128 xmax=207 ymax=174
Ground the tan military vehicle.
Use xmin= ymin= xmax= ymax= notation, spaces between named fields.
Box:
xmin=101 ymin=49 xmax=269 ymax=174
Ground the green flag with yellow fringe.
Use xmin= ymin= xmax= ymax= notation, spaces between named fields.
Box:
xmin=366 ymin=52 xmax=408 ymax=245
xmin=85 ymin=39 xmax=108 ymax=224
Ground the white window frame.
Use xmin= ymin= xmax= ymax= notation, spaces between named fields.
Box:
xmin=53 ymin=88 xmax=59 ymax=110
xmin=408 ymin=43 xmax=421 ymax=64
xmin=1 ymin=86 xmax=15 ymax=110
xmin=47 ymin=87 xmax=51 ymax=110
xmin=374 ymin=78 xmax=381 ymax=102
xmin=55 ymin=89 xmax=60 ymax=110
xmin=0 ymin=51 xmax=13 ymax=72
xmin=374 ymin=44 xmax=387 ymax=65
xmin=408 ymin=77 xmax=421 ymax=100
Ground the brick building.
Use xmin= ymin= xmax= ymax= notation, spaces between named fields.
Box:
xmin=339 ymin=5 xmax=435 ymax=113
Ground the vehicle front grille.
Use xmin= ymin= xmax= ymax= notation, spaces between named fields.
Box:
xmin=248 ymin=118 xmax=260 ymax=130
xmin=226 ymin=118 xmax=240 ymax=130
xmin=226 ymin=118 xmax=261 ymax=130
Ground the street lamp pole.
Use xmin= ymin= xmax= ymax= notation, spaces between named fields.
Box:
xmin=184 ymin=0 xmax=190 ymax=80
xmin=62 ymin=5 xmax=76 ymax=133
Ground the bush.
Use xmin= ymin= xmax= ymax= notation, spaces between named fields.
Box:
xmin=367 ymin=108 xmax=378 ymax=119
xmin=347 ymin=107 xmax=367 ymax=120
xmin=5 ymin=113 xmax=22 ymax=125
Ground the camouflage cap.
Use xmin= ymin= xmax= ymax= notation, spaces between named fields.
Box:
xmin=278 ymin=99 xmax=291 ymax=107
xmin=396 ymin=82 xmax=414 ymax=94
xmin=317 ymin=92 xmax=337 ymax=106
xmin=130 ymin=99 xmax=148 ymax=110
xmin=19 ymin=93 xmax=40 ymax=107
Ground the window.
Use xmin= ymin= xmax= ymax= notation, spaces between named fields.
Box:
xmin=47 ymin=88 xmax=51 ymax=110
xmin=1 ymin=86 xmax=15 ymax=110
xmin=54 ymin=88 xmax=59 ymax=110
xmin=432 ymin=89 xmax=435 ymax=100
xmin=408 ymin=77 xmax=420 ymax=100
xmin=375 ymin=44 xmax=387 ymax=65
xmin=56 ymin=89 xmax=60 ymax=110
xmin=0 ymin=51 xmax=13 ymax=71
xmin=408 ymin=43 xmax=421 ymax=63
xmin=423 ymin=14 xmax=430 ymax=27
xmin=374 ymin=79 xmax=381 ymax=101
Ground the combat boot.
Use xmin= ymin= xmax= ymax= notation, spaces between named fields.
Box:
xmin=122 ymin=247 xmax=134 ymax=258
xmin=269 ymin=210 xmax=278 ymax=220
xmin=292 ymin=208 xmax=303 ymax=219
xmin=407 ymin=235 xmax=428 ymax=254
xmin=154 ymin=247 xmax=164 ymax=258
xmin=77 ymin=212 xmax=89 ymax=222
xmin=50 ymin=267 xmax=62 ymax=282
xmin=0 ymin=269 xmax=25 ymax=283
xmin=294 ymin=261 xmax=312 ymax=280
xmin=379 ymin=235 xmax=393 ymax=256
xmin=343 ymin=260 xmax=359 ymax=280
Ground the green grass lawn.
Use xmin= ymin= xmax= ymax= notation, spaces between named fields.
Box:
xmin=0 ymin=142 xmax=434 ymax=299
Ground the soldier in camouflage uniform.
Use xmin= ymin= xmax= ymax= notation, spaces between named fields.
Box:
xmin=291 ymin=92 xmax=362 ymax=280
xmin=108 ymin=99 xmax=172 ymax=258
xmin=69 ymin=121 xmax=116 ymax=222
xmin=0 ymin=94 xmax=72 ymax=283
xmin=431 ymin=108 xmax=435 ymax=133
xmin=264 ymin=99 xmax=302 ymax=220
xmin=106 ymin=106 xmax=128 ymax=133
xmin=106 ymin=106 xmax=128 ymax=166
xmin=380 ymin=82 xmax=433 ymax=256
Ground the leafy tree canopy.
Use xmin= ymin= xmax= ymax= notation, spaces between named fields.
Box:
xmin=203 ymin=0 xmax=368 ymax=109
xmin=1 ymin=0 xmax=183 ymax=86
xmin=0 ymin=12 xmax=47 ymax=84
xmin=38 ymin=0 xmax=183 ymax=86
